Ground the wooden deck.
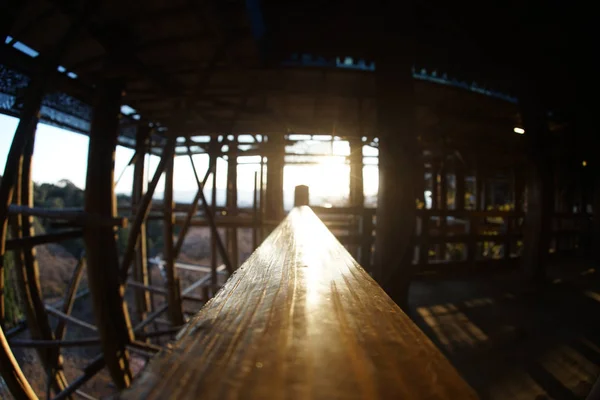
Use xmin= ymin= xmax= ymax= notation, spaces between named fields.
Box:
xmin=120 ymin=207 xmax=477 ymax=399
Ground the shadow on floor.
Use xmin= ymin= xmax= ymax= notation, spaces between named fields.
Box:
xmin=409 ymin=258 xmax=600 ymax=400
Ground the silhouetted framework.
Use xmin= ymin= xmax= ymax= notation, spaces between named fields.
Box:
xmin=0 ymin=0 xmax=592 ymax=398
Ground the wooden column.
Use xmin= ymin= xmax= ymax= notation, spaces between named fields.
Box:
xmin=430 ymin=161 xmax=439 ymax=211
xmin=265 ymin=134 xmax=285 ymax=223
xmin=132 ymin=126 xmax=151 ymax=323
xmin=349 ymin=136 xmax=364 ymax=208
xmin=163 ymin=152 xmax=184 ymax=326
xmin=455 ymin=161 xmax=466 ymax=211
xmin=209 ymin=139 xmax=219 ymax=288
xmin=513 ymin=166 xmax=525 ymax=212
xmin=439 ymin=158 xmax=448 ymax=261
xmin=226 ymin=140 xmax=239 ymax=269
xmin=591 ymin=165 xmax=600 ymax=264
xmin=374 ymin=55 xmax=420 ymax=308
xmin=520 ymin=88 xmax=554 ymax=282
xmin=349 ymin=136 xmax=364 ymax=259
xmin=83 ymin=81 xmax=133 ymax=389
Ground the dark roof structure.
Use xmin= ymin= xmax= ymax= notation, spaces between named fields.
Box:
xmin=2 ymin=0 xmax=589 ymax=157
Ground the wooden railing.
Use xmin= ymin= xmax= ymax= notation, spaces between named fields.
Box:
xmin=119 ymin=207 xmax=476 ymax=399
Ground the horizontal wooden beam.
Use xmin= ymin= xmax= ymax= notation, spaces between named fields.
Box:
xmin=8 ymin=205 xmax=127 ymax=227
xmin=9 ymin=337 xmax=101 ymax=348
xmin=120 ymin=207 xmax=477 ymax=399
xmin=5 ymin=229 xmax=83 ymax=250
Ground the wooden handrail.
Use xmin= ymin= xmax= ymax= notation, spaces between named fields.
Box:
xmin=120 ymin=207 xmax=477 ymax=399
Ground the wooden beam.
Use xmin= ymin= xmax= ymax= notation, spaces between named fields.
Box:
xmin=265 ymin=134 xmax=285 ymax=222
xmin=374 ymin=55 xmax=420 ymax=308
xmin=120 ymin=207 xmax=477 ymax=399
xmin=83 ymin=80 xmax=133 ymax=389
xmin=5 ymin=229 xmax=83 ymax=251
xmin=7 ymin=205 xmax=126 ymax=227
xmin=187 ymin=150 xmax=233 ymax=275
xmin=520 ymin=88 xmax=554 ymax=282
xmin=9 ymin=338 xmax=101 ymax=348
xmin=172 ymin=151 xmax=212 ymax=259
xmin=439 ymin=157 xmax=448 ymax=261
xmin=132 ymin=126 xmax=152 ymax=324
xmin=54 ymin=254 xmax=87 ymax=340
xmin=163 ymin=154 xmax=184 ymax=326
xmin=349 ymin=136 xmax=364 ymax=207
xmin=226 ymin=140 xmax=239 ymax=269
xmin=53 ymin=356 xmax=105 ymax=400
xmin=120 ymin=134 xmax=176 ymax=282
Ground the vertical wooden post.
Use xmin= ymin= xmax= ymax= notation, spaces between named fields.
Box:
xmin=294 ymin=185 xmax=310 ymax=207
xmin=374 ymin=53 xmax=420 ymax=308
xmin=439 ymin=157 xmax=448 ymax=261
xmin=163 ymin=150 xmax=184 ymax=326
xmin=513 ymin=166 xmax=524 ymax=212
xmin=348 ymin=136 xmax=364 ymax=258
xmin=591 ymin=165 xmax=600 ymax=264
xmin=431 ymin=161 xmax=439 ymax=212
xmin=259 ymin=156 xmax=265 ymax=242
xmin=265 ymin=134 xmax=285 ymax=224
xmin=210 ymin=138 xmax=219 ymax=288
xmin=83 ymin=80 xmax=133 ymax=389
xmin=252 ymin=171 xmax=259 ymax=250
xmin=349 ymin=136 xmax=364 ymax=208
xmin=455 ymin=162 xmax=466 ymax=211
xmin=455 ymin=161 xmax=466 ymax=261
xmin=226 ymin=139 xmax=239 ymax=269
xmin=520 ymin=88 xmax=554 ymax=282
xmin=479 ymin=171 xmax=487 ymax=211
xmin=132 ymin=126 xmax=151 ymax=323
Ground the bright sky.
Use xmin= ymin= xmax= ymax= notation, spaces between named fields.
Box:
xmin=1 ymin=114 xmax=378 ymax=207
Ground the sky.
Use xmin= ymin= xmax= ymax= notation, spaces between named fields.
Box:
xmin=0 ymin=113 xmax=378 ymax=208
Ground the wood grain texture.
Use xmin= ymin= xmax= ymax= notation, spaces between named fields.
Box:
xmin=120 ymin=207 xmax=477 ymax=400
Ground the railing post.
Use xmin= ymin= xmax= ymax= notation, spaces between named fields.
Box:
xmin=294 ymin=185 xmax=309 ymax=207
